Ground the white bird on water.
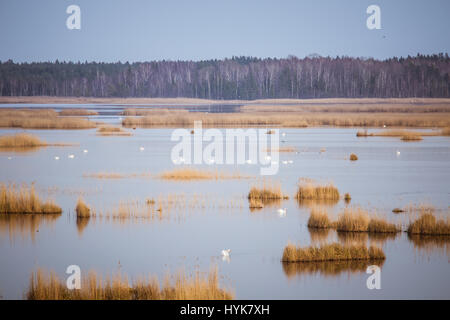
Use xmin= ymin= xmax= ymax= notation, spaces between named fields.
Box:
xmin=277 ymin=208 xmax=287 ymax=217
xmin=54 ymin=156 xmax=60 ymax=160
xmin=139 ymin=146 xmax=145 ymax=151
xmin=83 ymin=149 xmax=88 ymax=153
xmin=396 ymin=151 xmax=401 ymax=156
xmin=282 ymin=160 xmax=288 ymax=165
xmin=282 ymin=132 xmax=286 ymax=137
xmin=7 ymin=157 xmax=12 ymax=160
xmin=245 ymin=159 xmax=252 ymax=164
xmin=68 ymin=154 xmax=75 ymax=159
xmin=287 ymin=160 xmax=293 ymax=164
xmin=265 ymin=155 xmax=271 ymax=161
xmin=221 ymin=249 xmax=231 ymax=257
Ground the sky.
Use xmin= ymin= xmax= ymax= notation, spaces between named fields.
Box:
xmin=0 ymin=0 xmax=449 ymax=63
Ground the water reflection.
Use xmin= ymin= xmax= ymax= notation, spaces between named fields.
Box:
xmin=0 ymin=214 xmax=60 ymax=244
xmin=76 ymin=217 xmax=90 ymax=236
xmin=408 ymin=234 xmax=450 ymax=256
xmin=337 ymin=231 xmax=369 ymax=245
xmin=282 ymin=260 xmax=385 ymax=279
xmin=297 ymin=199 xmax=339 ymax=209
xmin=308 ymin=227 xmax=332 ymax=245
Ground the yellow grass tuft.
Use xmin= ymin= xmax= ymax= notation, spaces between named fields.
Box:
xmin=335 ymin=208 xmax=370 ymax=232
xmin=97 ymin=125 xmax=131 ymax=136
xmin=248 ymin=182 xmax=287 ymax=202
xmin=0 ymin=183 xmax=62 ymax=214
xmin=307 ymin=208 xmax=332 ymax=229
xmin=296 ymin=182 xmax=340 ymax=201
xmin=349 ymin=153 xmax=358 ymax=161
xmin=281 ymin=242 xmax=385 ymax=263
xmin=26 ymin=266 xmax=234 ymax=300
xmin=0 ymin=133 xmax=47 ymax=148
xmin=75 ymin=198 xmax=91 ymax=218
xmin=407 ymin=213 xmax=450 ymax=235
xmin=160 ymin=168 xmax=246 ymax=181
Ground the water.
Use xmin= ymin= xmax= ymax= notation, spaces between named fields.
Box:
xmin=0 ymin=125 xmax=449 ymax=299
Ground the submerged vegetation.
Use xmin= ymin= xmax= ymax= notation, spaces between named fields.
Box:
xmin=26 ymin=266 xmax=234 ymax=300
xmin=281 ymin=243 xmax=385 ymax=263
xmin=0 ymin=183 xmax=62 ymax=214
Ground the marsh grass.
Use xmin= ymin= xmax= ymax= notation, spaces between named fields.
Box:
xmin=75 ymin=198 xmax=91 ymax=218
xmin=307 ymin=208 xmax=333 ymax=229
xmin=0 ymin=183 xmax=62 ymax=214
xmin=281 ymin=243 xmax=385 ymax=263
xmin=368 ymin=218 xmax=401 ymax=233
xmin=0 ymin=133 xmax=47 ymax=148
xmin=26 ymin=266 xmax=234 ymax=300
xmin=296 ymin=182 xmax=340 ymax=201
xmin=335 ymin=208 xmax=370 ymax=232
xmin=407 ymin=213 xmax=450 ymax=235
xmin=83 ymin=172 xmax=151 ymax=179
xmin=349 ymin=153 xmax=358 ymax=161
xmin=159 ymin=168 xmax=247 ymax=181
xmin=0 ymin=109 xmax=96 ymax=129
xmin=59 ymin=109 xmax=98 ymax=116
xmin=248 ymin=181 xmax=288 ymax=204
xmin=97 ymin=126 xmax=132 ymax=136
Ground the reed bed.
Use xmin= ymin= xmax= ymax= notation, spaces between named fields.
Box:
xmin=26 ymin=266 xmax=234 ymax=300
xmin=0 ymin=133 xmax=47 ymax=148
xmin=307 ymin=208 xmax=333 ymax=229
xmin=0 ymin=183 xmax=62 ymax=214
xmin=75 ymin=198 xmax=91 ymax=218
xmin=281 ymin=243 xmax=385 ymax=263
xmin=121 ymin=108 xmax=189 ymax=116
xmin=123 ymin=111 xmax=450 ymax=128
xmin=296 ymin=182 xmax=340 ymax=201
xmin=97 ymin=125 xmax=131 ymax=136
xmin=248 ymin=181 xmax=287 ymax=202
xmin=0 ymin=109 xmax=96 ymax=129
xmin=407 ymin=213 xmax=450 ymax=235
xmin=159 ymin=168 xmax=247 ymax=181
xmin=59 ymin=109 xmax=98 ymax=116
xmin=335 ymin=208 xmax=370 ymax=232
xmin=83 ymin=172 xmax=151 ymax=179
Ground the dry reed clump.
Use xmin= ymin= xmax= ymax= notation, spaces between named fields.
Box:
xmin=247 ymin=182 xmax=288 ymax=202
xmin=59 ymin=109 xmax=98 ymax=116
xmin=281 ymin=242 xmax=385 ymax=263
xmin=335 ymin=208 xmax=400 ymax=233
xmin=392 ymin=208 xmax=405 ymax=213
xmin=83 ymin=172 xmax=151 ymax=179
xmin=121 ymin=108 xmax=188 ymax=116
xmin=441 ymin=127 xmax=450 ymax=136
xmin=368 ymin=218 xmax=401 ymax=233
xmin=407 ymin=213 xmax=450 ymax=235
xmin=295 ymin=182 xmax=340 ymax=201
xmin=248 ymin=198 xmax=264 ymax=210
xmin=26 ymin=266 xmax=234 ymax=300
xmin=0 ymin=133 xmax=48 ymax=148
xmin=0 ymin=183 xmax=62 ymax=214
xmin=97 ymin=125 xmax=131 ymax=136
xmin=159 ymin=168 xmax=246 ymax=181
xmin=75 ymin=198 xmax=91 ymax=218
xmin=307 ymin=208 xmax=333 ymax=229
xmin=349 ymin=153 xmax=358 ymax=161
xmin=344 ymin=193 xmax=352 ymax=202
xmin=335 ymin=208 xmax=370 ymax=232
xmin=0 ymin=109 xmax=96 ymax=129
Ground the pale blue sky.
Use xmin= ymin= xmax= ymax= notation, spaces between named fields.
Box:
xmin=0 ymin=0 xmax=449 ymax=62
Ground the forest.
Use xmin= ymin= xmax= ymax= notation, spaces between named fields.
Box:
xmin=0 ymin=54 xmax=449 ymax=99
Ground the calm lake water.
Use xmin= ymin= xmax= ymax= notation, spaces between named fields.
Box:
xmin=0 ymin=123 xmax=449 ymax=299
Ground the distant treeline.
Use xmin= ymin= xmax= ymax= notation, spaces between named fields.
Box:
xmin=0 ymin=54 xmax=449 ymax=99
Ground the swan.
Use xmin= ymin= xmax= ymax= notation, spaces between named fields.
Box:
xmin=83 ymin=149 xmax=88 ymax=153
xmin=282 ymin=160 xmax=288 ymax=165
xmin=221 ymin=249 xmax=231 ymax=257
xmin=7 ymin=157 xmax=12 ymax=160
xmin=68 ymin=154 xmax=75 ymax=159
xmin=54 ymin=156 xmax=60 ymax=160
xmin=277 ymin=208 xmax=287 ymax=217
xmin=139 ymin=146 xmax=145 ymax=151
xmin=282 ymin=132 xmax=286 ymax=137
xmin=245 ymin=159 xmax=252 ymax=164
xmin=396 ymin=151 xmax=401 ymax=155
xmin=265 ymin=155 xmax=271 ymax=161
